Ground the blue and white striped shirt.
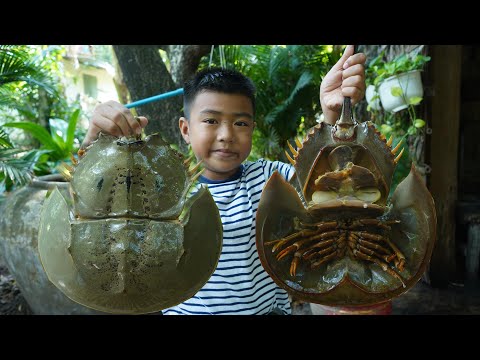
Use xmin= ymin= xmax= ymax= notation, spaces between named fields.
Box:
xmin=162 ymin=159 xmax=294 ymax=315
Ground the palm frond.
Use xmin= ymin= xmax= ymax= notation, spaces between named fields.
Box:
xmin=265 ymin=71 xmax=315 ymax=125
xmin=268 ymin=46 xmax=290 ymax=83
xmin=0 ymin=45 xmax=57 ymax=95
xmin=0 ymin=148 xmax=49 ymax=186
xmin=0 ymin=127 xmax=13 ymax=148
xmin=251 ymin=126 xmax=281 ymax=161
xmin=0 ymin=148 xmax=35 ymax=185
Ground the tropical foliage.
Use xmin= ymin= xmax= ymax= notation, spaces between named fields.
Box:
xmin=0 ymin=45 xmax=83 ymax=195
xmin=199 ymin=45 xmax=341 ymax=161
xmin=0 ymin=127 xmax=47 ymax=194
xmin=364 ymin=47 xmax=431 ymax=193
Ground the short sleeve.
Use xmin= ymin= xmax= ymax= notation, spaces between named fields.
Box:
xmin=259 ymin=159 xmax=295 ymax=182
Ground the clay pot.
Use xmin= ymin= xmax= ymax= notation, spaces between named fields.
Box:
xmin=0 ymin=175 xmax=104 ymax=314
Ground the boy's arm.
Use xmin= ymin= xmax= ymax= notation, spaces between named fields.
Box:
xmin=81 ymin=100 xmax=148 ymax=148
xmin=320 ymin=45 xmax=367 ymax=125
xmin=262 ymin=159 xmax=295 ymax=182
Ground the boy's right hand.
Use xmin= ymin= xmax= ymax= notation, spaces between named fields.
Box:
xmin=81 ymin=100 xmax=149 ymax=148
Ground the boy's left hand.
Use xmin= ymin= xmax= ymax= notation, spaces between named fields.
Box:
xmin=320 ymin=45 xmax=366 ymax=124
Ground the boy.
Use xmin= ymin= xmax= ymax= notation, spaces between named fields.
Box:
xmin=82 ymin=45 xmax=366 ymax=314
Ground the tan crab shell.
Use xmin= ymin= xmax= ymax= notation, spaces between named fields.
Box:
xmin=256 ymin=102 xmax=437 ymax=307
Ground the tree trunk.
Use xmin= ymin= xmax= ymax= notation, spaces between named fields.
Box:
xmin=33 ymin=88 xmax=50 ymax=149
xmin=358 ymin=45 xmax=424 ymax=62
xmin=162 ymin=45 xmax=211 ymax=87
xmin=111 ymin=52 xmax=130 ymax=105
xmin=112 ymin=45 xmax=185 ymax=152
xmin=425 ymin=45 xmax=462 ymax=287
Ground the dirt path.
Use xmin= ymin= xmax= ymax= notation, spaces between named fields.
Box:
xmin=0 ymin=264 xmax=32 ymax=315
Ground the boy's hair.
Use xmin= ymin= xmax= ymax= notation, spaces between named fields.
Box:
xmin=183 ymin=67 xmax=256 ymax=119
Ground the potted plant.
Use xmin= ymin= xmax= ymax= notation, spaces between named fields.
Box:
xmin=374 ymin=51 xmax=431 ymax=113
xmin=363 ymin=48 xmax=432 ymax=191
xmin=365 ymin=52 xmax=385 ymax=112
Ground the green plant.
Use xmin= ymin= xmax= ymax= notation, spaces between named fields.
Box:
xmin=370 ymin=51 xmax=431 ymax=87
xmin=200 ymin=45 xmax=339 ymax=161
xmin=365 ymin=49 xmax=432 ymax=134
xmin=0 ymin=126 xmax=49 ymax=195
xmin=364 ymin=48 xmax=432 ymax=193
xmin=3 ymin=108 xmax=81 ymax=166
xmin=0 ymin=45 xmax=63 ymax=196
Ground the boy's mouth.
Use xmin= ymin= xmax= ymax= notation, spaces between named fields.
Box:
xmin=211 ymin=149 xmax=237 ymax=158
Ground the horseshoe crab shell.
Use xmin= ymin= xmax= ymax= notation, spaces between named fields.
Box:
xmin=256 ymin=100 xmax=437 ymax=306
xmin=38 ymin=133 xmax=222 ymax=314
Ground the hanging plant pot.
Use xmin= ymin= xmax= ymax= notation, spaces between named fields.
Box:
xmin=378 ymin=70 xmax=424 ymax=113
xmin=365 ymin=84 xmax=382 ymax=110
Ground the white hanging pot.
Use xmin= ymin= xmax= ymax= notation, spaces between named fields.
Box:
xmin=365 ymin=84 xmax=381 ymax=110
xmin=378 ymin=70 xmax=424 ymax=113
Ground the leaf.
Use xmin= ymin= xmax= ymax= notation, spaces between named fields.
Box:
xmin=381 ymin=124 xmax=393 ymax=133
xmin=66 ymin=108 xmax=80 ymax=150
xmin=51 ymin=130 xmax=66 ymax=152
xmin=0 ymin=46 xmax=57 ymax=96
xmin=414 ymin=119 xmax=426 ymax=128
xmin=2 ymin=122 xmax=64 ymax=158
xmin=390 ymin=86 xmax=403 ymax=97
xmin=264 ymin=71 xmax=314 ymax=126
xmin=0 ymin=127 xmax=13 ymax=148
xmin=0 ymin=153 xmax=34 ymax=185
xmin=0 ymin=147 xmax=30 ymax=160
xmin=0 ymin=148 xmax=51 ymax=187
xmin=409 ymin=96 xmax=423 ymax=105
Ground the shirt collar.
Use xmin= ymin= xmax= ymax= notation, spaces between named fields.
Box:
xmin=198 ymin=165 xmax=244 ymax=184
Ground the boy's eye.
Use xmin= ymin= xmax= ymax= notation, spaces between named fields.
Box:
xmin=235 ymin=121 xmax=249 ymax=127
xmin=203 ymin=119 xmax=218 ymax=125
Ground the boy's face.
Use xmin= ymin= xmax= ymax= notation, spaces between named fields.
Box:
xmin=179 ymin=91 xmax=255 ymax=181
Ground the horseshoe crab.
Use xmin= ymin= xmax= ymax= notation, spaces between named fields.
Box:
xmin=38 ymin=133 xmax=222 ymax=314
xmin=256 ymin=98 xmax=436 ymax=307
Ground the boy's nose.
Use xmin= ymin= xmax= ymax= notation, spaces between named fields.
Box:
xmin=217 ymin=123 xmax=235 ymax=142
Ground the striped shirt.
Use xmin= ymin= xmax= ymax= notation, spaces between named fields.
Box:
xmin=162 ymin=159 xmax=295 ymax=315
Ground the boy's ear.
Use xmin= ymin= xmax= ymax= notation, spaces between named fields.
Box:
xmin=179 ymin=117 xmax=190 ymax=144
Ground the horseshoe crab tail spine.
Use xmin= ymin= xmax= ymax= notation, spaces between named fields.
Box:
xmin=332 ymin=97 xmax=357 ymax=141
xmin=338 ymin=97 xmax=356 ymax=126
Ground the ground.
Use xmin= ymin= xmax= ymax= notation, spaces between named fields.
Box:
xmin=1 ymin=257 xmax=479 ymax=315
xmin=0 ymin=264 xmax=33 ymax=315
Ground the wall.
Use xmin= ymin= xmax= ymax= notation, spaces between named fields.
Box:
xmin=61 ymin=56 xmax=119 ymax=114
